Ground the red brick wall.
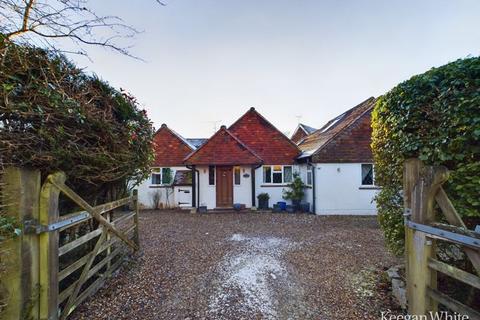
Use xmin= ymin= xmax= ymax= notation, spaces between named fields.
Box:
xmin=312 ymin=111 xmax=373 ymax=163
xmin=153 ymin=126 xmax=193 ymax=166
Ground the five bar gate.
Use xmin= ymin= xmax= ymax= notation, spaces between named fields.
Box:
xmin=404 ymin=159 xmax=480 ymax=319
xmin=0 ymin=168 xmax=140 ymax=319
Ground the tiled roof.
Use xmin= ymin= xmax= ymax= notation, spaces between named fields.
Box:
xmin=173 ymin=170 xmax=192 ymax=186
xmin=184 ymin=126 xmax=263 ymax=165
xmin=152 ymin=124 xmax=195 ymax=167
xmin=228 ymin=108 xmax=301 ymax=165
xmin=297 ymin=97 xmax=376 ymax=162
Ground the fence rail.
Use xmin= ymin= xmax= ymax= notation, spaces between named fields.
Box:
xmin=404 ymin=159 xmax=480 ymax=319
xmin=0 ymin=167 xmax=140 ymax=320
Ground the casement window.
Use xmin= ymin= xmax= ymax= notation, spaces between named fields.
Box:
xmin=262 ymin=165 xmax=293 ymax=184
xmin=234 ymin=166 xmax=241 ymax=185
xmin=151 ymin=167 xmax=173 ymax=185
xmin=208 ymin=165 xmax=215 ymax=185
xmin=361 ymin=164 xmax=375 ymax=186
xmin=306 ymin=167 xmax=313 ymax=186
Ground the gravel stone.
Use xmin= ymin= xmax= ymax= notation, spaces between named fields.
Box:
xmin=70 ymin=210 xmax=399 ymax=320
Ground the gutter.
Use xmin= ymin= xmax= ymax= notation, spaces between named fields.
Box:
xmin=307 ymin=160 xmax=316 ymax=214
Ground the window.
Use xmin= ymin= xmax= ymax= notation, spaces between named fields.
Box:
xmin=272 ymin=165 xmax=283 ymax=183
xmin=361 ymin=164 xmax=374 ymax=186
xmin=208 ymin=165 xmax=215 ymax=185
xmin=151 ymin=167 xmax=172 ymax=185
xmin=263 ymin=166 xmax=272 ymax=183
xmin=234 ymin=167 xmax=241 ymax=185
xmin=306 ymin=167 xmax=313 ymax=186
xmin=283 ymin=166 xmax=293 ymax=183
xmin=162 ymin=168 xmax=172 ymax=185
xmin=262 ymin=165 xmax=293 ymax=184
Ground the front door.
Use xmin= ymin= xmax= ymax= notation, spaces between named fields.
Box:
xmin=216 ymin=166 xmax=233 ymax=208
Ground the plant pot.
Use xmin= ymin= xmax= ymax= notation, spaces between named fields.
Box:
xmin=292 ymin=199 xmax=301 ymax=211
xmin=277 ymin=201 xmax=287 ymax=211
xmin=258 ymin=198 xmax=269 ymax=210
xmin=197 ymin=206 xmax=207 ymax=213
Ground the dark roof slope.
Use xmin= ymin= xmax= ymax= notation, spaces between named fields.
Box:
xmin=184 ymin=126 xmax=263 ymax=165
xmin=153 ymin=124 xmax=195 ymax=167
xmin=186 ymin=138 xmax=208 ymax=149
xmin=228 ymin=108 xmax=300 ymax=164
xmin=298 ymin=97 xmax=376 ymax=162
xmin=299 ymin=123 xmax=317 ymax=134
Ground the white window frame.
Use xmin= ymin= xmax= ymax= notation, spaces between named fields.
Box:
xmin=151 ymin=167 xmax=173 ymax=186
xmin=262 ymin=165 xmax=293 ymax=185
xmin=208 ymin=165 xmax=215 ymax=186
xmin=306 ymin=166 xmax=313 ymax=186
xmin=361 ymin=163 xmax=375 ymax=186
xmin=233 ymin=166 xmax=241 ymax=186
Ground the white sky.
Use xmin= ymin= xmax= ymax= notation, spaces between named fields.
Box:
xmin=66 ymin=0 xmax=480 ymax=138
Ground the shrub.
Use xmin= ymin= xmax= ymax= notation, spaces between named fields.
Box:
xmin=282 ymin=173 xmax=306 ymax=202
xmin=0 ymin=44 xmax=155 ymax=204
xmin=372 ymin=57 xmax=480 ymax=255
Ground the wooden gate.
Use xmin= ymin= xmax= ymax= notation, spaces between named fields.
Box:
xmin=0 ymin=168 xmax=140 ymax=320
xmin=404 ymin=159 xmax=480 ymax=319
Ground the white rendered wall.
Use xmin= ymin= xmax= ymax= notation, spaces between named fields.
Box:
xmin=313 ymin=163 xmax=378 ymax=215
xmin=197 ymin=165 xmax=253 ymax=209
xmin=136 ymin=166 xmax=189 ymax=209
xmin=254 ymin=166 xmax=301 ymax=208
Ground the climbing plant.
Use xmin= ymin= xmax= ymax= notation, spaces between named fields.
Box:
xmin=371 ymin=56 xmax=480 ymax=255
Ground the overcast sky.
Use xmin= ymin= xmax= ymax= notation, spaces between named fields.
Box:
xmin=68 ymin=0 xmax=480 ymax=138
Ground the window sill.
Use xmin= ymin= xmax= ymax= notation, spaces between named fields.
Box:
xmin=261 ymin=184 xmax=289 ymax=187
xmin=359 ymin=186 xmax=381 ymax=190
xmin=149 ymin=185 xmax=173 ymax=188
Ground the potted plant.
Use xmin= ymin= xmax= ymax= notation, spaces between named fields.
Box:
xmin=257 ymin=193 xmax=270 ymax=210
xmin=282 ymin=173 xmax=306 ymax=211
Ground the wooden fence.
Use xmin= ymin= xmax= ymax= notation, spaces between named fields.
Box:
xmin=404 ymin=159 xmax=480 ymax=319
xmin=0 ymin=167 xmax=140 ymax=320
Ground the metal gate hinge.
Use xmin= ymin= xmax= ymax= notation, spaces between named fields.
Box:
xmin=24 ymin=219 xmax=48 ymax=234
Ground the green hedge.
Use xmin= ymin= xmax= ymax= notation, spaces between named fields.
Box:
xmin=372 ymin=57 xmax=480 ymax=255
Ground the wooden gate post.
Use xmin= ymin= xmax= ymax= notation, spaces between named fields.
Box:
xmin=404 ymin=159 xmax=449 ymax=316
xmin=39 ymin=172 xmax=65 ymax=320
xmin=0 ymin=167 xmax=41 ymax=320
xmin=132 ymin=189 xmax=140 ymax=248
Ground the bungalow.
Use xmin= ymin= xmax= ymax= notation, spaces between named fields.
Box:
xmin=297 ymin=97 xmax=379 ymax=215
xmin=184 ymin=107 xmax=301 ymax=209
xmin=136 ymin=123 xmax=206 ymax=209
xmin=137 ymin=98 xmax=378 ymax=214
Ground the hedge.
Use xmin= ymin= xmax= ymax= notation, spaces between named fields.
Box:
xmin=0 ymin=43 xmax=155 ymax=205
xmin=371 ymin=57 xmax=480 ymax=255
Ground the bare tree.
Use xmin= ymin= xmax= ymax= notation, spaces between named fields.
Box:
xmin=0 ymin=0 xmax=165 ymax=56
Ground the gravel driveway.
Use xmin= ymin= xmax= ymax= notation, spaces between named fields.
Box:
xmin=71 ymin=210 xmax=400 ymax=320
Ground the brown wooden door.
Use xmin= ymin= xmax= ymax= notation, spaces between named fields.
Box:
xmin=216 ymin=166 xmax=233 ymax=208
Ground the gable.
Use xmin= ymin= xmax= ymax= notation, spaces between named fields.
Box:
xmin=291 ymin=127 xmax=308 ymax=144
xmin=312 ymin=110 xmax=373 ymax=163
xmin=153 ymin=125 xmax=194 ymax=167
xmin=184 ymin=127 xmax=262 ymax=165
xmin=229 ymin=108 xmax=300 ymax=164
